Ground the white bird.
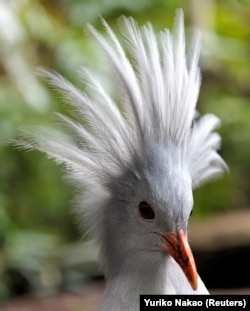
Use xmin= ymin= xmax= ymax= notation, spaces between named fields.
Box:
xmin=18 ymin=9 xmax=227 ymax=311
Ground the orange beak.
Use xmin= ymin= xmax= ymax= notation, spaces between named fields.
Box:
xmin=159 ymin=229 xmax=198 ymax=290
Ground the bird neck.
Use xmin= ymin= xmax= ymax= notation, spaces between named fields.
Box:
xmin=99 ymin=255 xmax=208 ymax=310
xmin=99 ymin=255 xmax=169 ymax=311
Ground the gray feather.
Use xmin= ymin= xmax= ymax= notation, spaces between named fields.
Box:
xmin=17 ymin=9 xmax=226 ymax=193
xmin=16 ymin=9 xmax=228 ymax=306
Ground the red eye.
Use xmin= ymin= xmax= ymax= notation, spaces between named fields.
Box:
xmin=139 ymin=201 xmax=155 ymax=219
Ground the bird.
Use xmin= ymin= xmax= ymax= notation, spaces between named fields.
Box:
xmin=17 ymin=9 xmax=227 ymax=311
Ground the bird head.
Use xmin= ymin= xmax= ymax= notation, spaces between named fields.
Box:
xmin=17 ymin=9 xmax=227 ymax=293
xmin=98 ymin=141 xmax=198 ymax=290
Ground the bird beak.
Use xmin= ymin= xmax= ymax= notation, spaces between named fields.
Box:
xmin=159 ymin=229 xmax=198 ymax=290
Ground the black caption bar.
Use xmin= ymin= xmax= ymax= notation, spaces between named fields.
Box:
xmin=140 ymin=295 xmax=248 ymax=310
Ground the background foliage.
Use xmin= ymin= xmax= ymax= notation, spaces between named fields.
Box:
xmin=1 ymin=0 xmax=250 ymax=303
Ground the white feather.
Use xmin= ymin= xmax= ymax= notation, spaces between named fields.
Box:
xmin=16 ymin=9 xmax=227 ymax=310
xmin=18 ymin=10 xmax=226 ymax=188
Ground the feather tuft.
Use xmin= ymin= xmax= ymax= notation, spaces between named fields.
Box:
xmin=16 ymin=9 xmax=227 ymax=212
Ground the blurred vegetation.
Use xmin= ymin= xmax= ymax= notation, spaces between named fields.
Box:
xmin=1 ymin=0 xmax=250 ymax=304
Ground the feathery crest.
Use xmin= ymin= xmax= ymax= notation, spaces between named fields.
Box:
xmin=17 ymin=9 xmax=227 ymax=200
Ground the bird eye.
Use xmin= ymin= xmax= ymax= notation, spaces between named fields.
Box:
xmin=139 ymin=201 xmax=155 ymax=219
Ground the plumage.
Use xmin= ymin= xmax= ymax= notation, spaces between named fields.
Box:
xmin=17 ymin=9 xmax=227 ymax=311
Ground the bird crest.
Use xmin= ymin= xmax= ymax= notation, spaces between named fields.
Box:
xmin=17 ymin=9 xmax=227 ymax=207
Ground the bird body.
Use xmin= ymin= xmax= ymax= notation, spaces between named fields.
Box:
xmin=18 ymin=9 xmax=226 ymax=311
